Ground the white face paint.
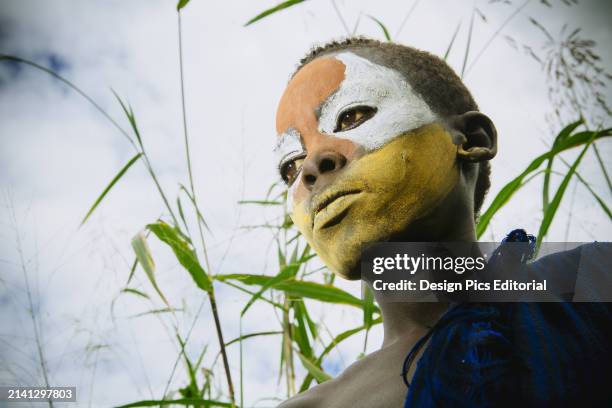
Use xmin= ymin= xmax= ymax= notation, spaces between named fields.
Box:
xmin=317 ymin=52 xmax=437 ymax=151
xmin=273 ymin=127 xmax=304 ymax=209
xmin=273 ymin=127 xmax=304 ymax=167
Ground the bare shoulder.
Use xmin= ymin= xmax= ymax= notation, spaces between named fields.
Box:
xmin=275 ymin=379 xmax=333 ymax=408
xmin=276 ymin=340 xmax=415 ymax=408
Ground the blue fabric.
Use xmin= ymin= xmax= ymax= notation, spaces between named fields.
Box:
xmin=403 ymin=238 xmax=612 ymax=408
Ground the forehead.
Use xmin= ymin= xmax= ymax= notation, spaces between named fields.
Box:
xmin=275 ymin=52 xmax=436 ymax=149
xmin=275 ymin=56 xmax=346 ymax=135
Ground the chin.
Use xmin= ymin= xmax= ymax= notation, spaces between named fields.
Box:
xmin=317 ymin=242 xmax=362 ymax=280
xmin=304 ymin=207 xmax=420 ymax=280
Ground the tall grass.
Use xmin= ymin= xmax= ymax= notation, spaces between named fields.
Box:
xmin=7 ymin=198 xmax=54 ymax=408
xmin=1 ymin=0 xmax=609 ymax=406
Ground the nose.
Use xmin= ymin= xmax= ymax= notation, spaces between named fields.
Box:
xmin=301 ymin=151 xmax=347 ymax=191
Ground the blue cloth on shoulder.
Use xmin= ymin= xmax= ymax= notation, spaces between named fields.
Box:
xmin=403 ymin=235 xmax=612 ymax=408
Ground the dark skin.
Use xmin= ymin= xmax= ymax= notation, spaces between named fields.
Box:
xmin=275 ymin=54 xmax=497 ymax=408
xmin=389 ymin=112 xmax=497 ymax=244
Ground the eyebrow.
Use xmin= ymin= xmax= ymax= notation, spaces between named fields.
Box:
xmin=314 ymin=86 xmax=342 ymax=121
xmin=274 ymin=128 xmax=304 ymax=163
xmin=314 ymin=103 xmax=323 ymax=121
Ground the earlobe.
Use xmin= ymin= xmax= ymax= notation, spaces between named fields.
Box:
xmin=447 ymin=111 xmax=498 ymax=162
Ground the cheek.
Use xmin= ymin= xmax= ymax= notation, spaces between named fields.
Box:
xmin=399 ymin=129 xmax=458 ymax=209
xmin=352 ymin=123 xmax=459 ymax=218
xmin=288 ymin=181 xmax=309 ymax=230
xmin=289 ymin=198 xmax=314 ymax=252
xmin=288 ymin=178 xmax=306 ymax=212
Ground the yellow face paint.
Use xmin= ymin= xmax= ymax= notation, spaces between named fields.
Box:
xmin=290 ymin=123 xmax=459 ymax=279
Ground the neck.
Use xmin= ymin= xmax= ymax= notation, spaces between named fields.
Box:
xmin=370 ymin=189 xmax=476 ymax=347
xmin=371 ymin=290 xmax=449 ymax=347
xmin=393 ymin=185 xmax=478 ymax=243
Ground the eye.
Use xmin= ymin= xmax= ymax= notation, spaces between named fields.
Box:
xmin=279 ymin=155 xmax=305 ymax=186
xmin=334 ymin=106 xmax=377 ymax=132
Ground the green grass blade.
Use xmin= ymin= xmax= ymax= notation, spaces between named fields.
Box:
xmin=362 ymin=285 xmax=374 ymax=328
xmin=297 ymin=351 xmax=331 ymax=383
xmin=179 ymin=184 xmax=211 ymax=233
xmin=464 ymin=0 xmax=530 ymax=76
xmin=115 ymin=398 xmax=232 ymax=408
xmin=394 ymin=0 xmax=421 ymax=39
xmin=244 ymin=0 xmax=306 ymax=26
xmin=277 ymin=245 xmax=287 ymax=267
xmin=128 ymin=232 xmax=152 ymax=285
xmin=121 ymin=288 xmax=150 ymax=299
xmin=584 ymin=185 xmax=612 ymax=219
xmin=593 ymin=144 xmax=612 ymax=193
xmin=238 ymin=200 xmax=283 ymax=205
xmin=111 ymin=90 xmax=143 ymax=147
xmin=220 ymin=281 xmax=284 ymax=310
xmin=537 ymin=135 xmax=596 ymax=248
xmin=276 ymin=280 xmax=363 ymax=306
xmin=295 ymin=295 xmax=318 ymax=339
xmin=112 ymin=91 xmax=180 ymax=227
xmin=193 ymin=345 xmax=208 ymax=373
xmin=476 ymin=128 xmax=611 ymax=237
xmin=289 ymin=243 xmax=300 ymax=264
xmin=147 ymin=221 xmax=212 ymax=293
xmin=293 ymin=302 xmax=313 ymax=358
xmin=81 ymin=153 xmax=142 ymax=225
xmin=265 ymin=181 xmax=282 ymax=200
xmin=225 ymin=331 xmax=283 ymax=347
xmin=299 ymin=318 xmax=382 ymax=391
xmin=367 ymin=15 xmax=392 ymax=41
xmin=444 ymin=21 xmax=462 ymax=61
xmin=216 ymin=274 xmax=370 ymax=308
xmin=132 ymin=232 xmax=155 ymax=276
xmin=461 ymin=8 xmax=476 ymax=78
xmin=131 ymin=307 xmax=182 ymax=318
xmin=362 ymin=285 xmax=375 ymax=351
xmin=131 ymin=231 xmax=170 ymax=306
xmin=274 ymin=279 xmax=367 ymax=307
xmin=571 ymin=169 xmax=612 ymax=219
xmin=240 ymin=263 xmax=299 ymax=316
xmin=543 ymin=119 xmax=584 ymax=213
xmin=126 ymin=258 xmax=138 ymax=285
xmin=176 ymin=0 xmax=190 ymax=11
xmin=176 ymin=335 xmax=199 ymax=399
xmin=176 ymin=195 xmax=191 ymax=236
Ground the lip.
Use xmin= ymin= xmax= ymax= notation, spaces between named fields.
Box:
xmin=312 ymin=189 xmax=362 ymax=230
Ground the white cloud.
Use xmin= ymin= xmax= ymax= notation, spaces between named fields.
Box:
xmin=1 ymin=0 xmax=610 ymax=406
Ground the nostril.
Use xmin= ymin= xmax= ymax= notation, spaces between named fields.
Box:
xmin=319 ymin=158 xmax=336 ymax=173
xmin=304 ymin=174 xmax=317 ymax=186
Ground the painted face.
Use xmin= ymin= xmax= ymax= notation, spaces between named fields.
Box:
xmin=275 ymin=52 xmax=460 ymax=279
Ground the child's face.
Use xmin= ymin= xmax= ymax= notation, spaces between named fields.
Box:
xmin=275 ymin=52 xmax=460 ymax=279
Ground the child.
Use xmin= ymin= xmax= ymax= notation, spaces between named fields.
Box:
xmin=273 ymin=38 xmax=611 ymax=407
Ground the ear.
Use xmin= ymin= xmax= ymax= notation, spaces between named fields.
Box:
xmin=447 ymin=111 xmax=497 ymax=162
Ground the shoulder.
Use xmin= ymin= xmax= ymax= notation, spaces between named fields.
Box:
xmin=276 ymin=342 xmax=413 ymax=408
xmin=275 ymin=378 xmax=338 ymax=408
xmin=276 ymin=393 xmax=316 ymax=408
xmin=533 ymin=241 xmax=610 ymax=267
xmin=530 ymin=242 xmax=612 ymax=301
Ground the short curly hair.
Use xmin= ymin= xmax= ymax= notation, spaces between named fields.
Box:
xmin=293 ymin=37 xmax=491 ymax=218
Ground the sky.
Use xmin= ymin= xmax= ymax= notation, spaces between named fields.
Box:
xmin=0 ymin=0 xmax=611 ymax=407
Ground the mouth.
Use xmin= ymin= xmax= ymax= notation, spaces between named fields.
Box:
xmin=312 ymin=189 xmax=362 ymax=230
